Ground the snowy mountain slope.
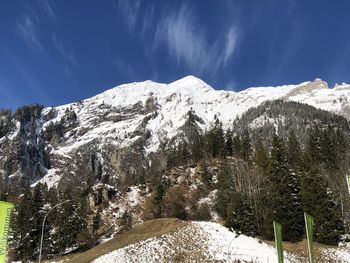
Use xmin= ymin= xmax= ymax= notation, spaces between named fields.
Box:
xmin=2 ymin=76 xmax=350 ymax=189
xmin=40 ymin=76 xmax=350 ymax=155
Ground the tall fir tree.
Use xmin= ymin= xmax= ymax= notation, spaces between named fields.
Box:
xmin=232 ymin=135 xmax=242 ymax=157
xmin=206 ymin=117 xmax=226 ymax=158
xmin=215 ymin=161 xmax=236 ymax=219
xmin=225 ymin=192 xmax=258 ymax=237
xmin=225 ymin=129 xmax=234 ymax=156
xmin=302 ymin=143 xmax=345 ymax=245
xmin=261 ymin=134 xmax=304 ymax=242
xmin=241 ymin=129 xmax=252 ymax=163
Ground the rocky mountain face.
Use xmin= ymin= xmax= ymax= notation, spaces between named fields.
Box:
xmin=3 ymin=76 xmax=350 ymax=261
xmin=1 ymin=76 xmax=350 ymax=197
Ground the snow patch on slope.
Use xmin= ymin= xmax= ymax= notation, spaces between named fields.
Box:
xmin=92 ymin=221 xmax=298 ymax=263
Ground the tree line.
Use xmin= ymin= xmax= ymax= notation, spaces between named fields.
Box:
xmin=164 ymin=117 xmax=348 ymax=245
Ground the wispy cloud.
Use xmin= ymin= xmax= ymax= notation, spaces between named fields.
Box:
xmin=52 ymin=34 xmax=78 ymax=67
xmin=16 ymin=15 xmax=43 ymax=51
xmin=224 ymin=27 xmax=239 ymax=64
xmin=16 ymin=0 xmax=58 ymax=51
xmin=115 ymin=2 xmax=240 ymax=75
xmin=115 ymin=0 xmax=141 ymax=31
xmin=38 ymin=0 xmax=56 ymax=23
xmin=153 ymin=4 xmax=239 ymax=74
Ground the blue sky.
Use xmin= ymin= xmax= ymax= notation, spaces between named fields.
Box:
xmin=1 ymin=0 xmax=350 ymax=109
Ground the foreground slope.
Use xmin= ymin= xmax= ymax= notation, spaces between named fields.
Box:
xmin=46 ymin=219 xmax=350 ymax=263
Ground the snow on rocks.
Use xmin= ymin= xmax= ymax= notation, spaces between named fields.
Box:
xmin=35 ymin=76 xmax=350 ymax=187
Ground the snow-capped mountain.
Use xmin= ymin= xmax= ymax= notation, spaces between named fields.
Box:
xmin=40 ymin=76 xmax=350 ymax=153
xmin=1 ymin=75 xmax=350 ymax=189
xmin=3 ymin=76 xmax=350 ymax=262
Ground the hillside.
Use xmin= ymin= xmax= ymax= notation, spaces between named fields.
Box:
xmin=45 ymin=218 xmax=350 ymax=263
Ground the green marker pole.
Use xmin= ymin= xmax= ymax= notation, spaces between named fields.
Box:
xmin=273 ymin=221 xmax=284 ymax=263
xmin=0 ymin=201 xmax=14 ymax=263
xmin=304 ymin=213 xmax=315 ymax=263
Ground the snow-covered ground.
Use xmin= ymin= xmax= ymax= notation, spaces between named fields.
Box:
xmin=91 ymin=221 xmax=350 ymax=263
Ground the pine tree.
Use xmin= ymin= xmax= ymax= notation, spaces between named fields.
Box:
xmin=225 ymin=192 xmax=258 ymax=237
xmin=302 ymin=157 xmax=344 ymax=245
xmin=206 ymin=117 xmax=226 ymax=158
xmin=215 ymin=161 xmax=236 ymax=219
xmin=241 ymin=129 xmax=252 ymax=163
xmin=225 ymin=129 xmax=234 ymax=156
xmin=287 ymin=130 xmax=302 ymax=170
xmin=197 ymin=160 xmax=213 ymax=190
xmin=191 ymin=134 xmax=205 ymax=162
xmin=232 ymin=135 xmax=242 ymax=157
xmin=54 ymin=187 xmax=87 ymax=254
xmin=253 ymin=139 xmax=269 ymax=175
xmin=261 ymin=134 xmax=304 ymax=242
xmin=12 ymin=180 xmax=34 ymax=260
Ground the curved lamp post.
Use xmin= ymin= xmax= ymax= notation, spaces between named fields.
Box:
xmin=38 ymin=199 xmax=72 ymax=263
xmin=227 ymin=229 xmax=241 ymax=263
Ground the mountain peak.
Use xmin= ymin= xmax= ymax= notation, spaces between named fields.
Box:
xmin=169 ymin=75 xmax=210 ymax=88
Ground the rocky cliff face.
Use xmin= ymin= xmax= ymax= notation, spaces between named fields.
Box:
xmin=1 ymin=76 xmax=350 ymax=199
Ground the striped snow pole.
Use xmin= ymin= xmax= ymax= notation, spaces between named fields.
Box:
xmin=273 ymin=221 xmax=284 ymax=263
xmin=304 ymin=213 xmax=315 ymax=263
xmin=0 ymin=201 xmax=13 ymax=263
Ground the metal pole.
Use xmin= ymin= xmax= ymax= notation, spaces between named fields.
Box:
xmin=227 ymin=230 xmax=240 ymax=263
xmin=38 ymin=199 xmax=72 ymax=263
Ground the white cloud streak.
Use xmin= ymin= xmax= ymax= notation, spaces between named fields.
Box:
xmin=115 ymin=0 xmax=142 ymax=31
xmin=38 ymin=0 xmax=56 ymax=23
xmin=16 ymin=15 xmax=44 ymax=51
xmin=115 ymin=2 xmax=240 ymax=74
xmin=52 ymin=34 xmax=78 ymax=67
xmin=16 ymin=0 xmax=57 ymax=51
xmin=224 ymin=27 xmax=238 ymax=64
xmin=153 ymin=4 xmax=239 ymax=74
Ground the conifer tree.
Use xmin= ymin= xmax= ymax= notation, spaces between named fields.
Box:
xmin=241 ymin=129 xmax=252 ymax=163
xmin=225 ymin=129 xmax=234 ymax=156
xmin=206 ymin=117 xmax=226 ymax=158
xmin=225 ymin=192 xmax=258 ymax=237
xmin=54 ymin=187 xmax=87 ymax=254
xmin=232 ymin=135 xmax=242 ymax=157
xmin=287 ymin=130 xmax=302 ymax=171
xmin=261 ymin=134 xmax=304 ymax=242
xmin=12 ymin=180 xmax=34 ymax=260
xmin=215 ymin=161 xmax=236 ymax=219
xmin=302 ymin=148 xmax=344 ymax=245
xmin=253 ymin=139 xmax=269 ymax=175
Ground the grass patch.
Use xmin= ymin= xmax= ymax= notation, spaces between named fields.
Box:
xmin=43 ymin=218 xmax=186 ymax=263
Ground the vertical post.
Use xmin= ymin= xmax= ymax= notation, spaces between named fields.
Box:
xmin=346 ymin=175 xmax=350 ymax=195
xmin=38 ymin=200 xmax=71 ymax=263
xmin=273 ymin=221 xmax=283 ymax=263
xmin=0 ymin=201 xmax=14 ymax=263
xmin=304 ymin=213 xmax=315 ymax=263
